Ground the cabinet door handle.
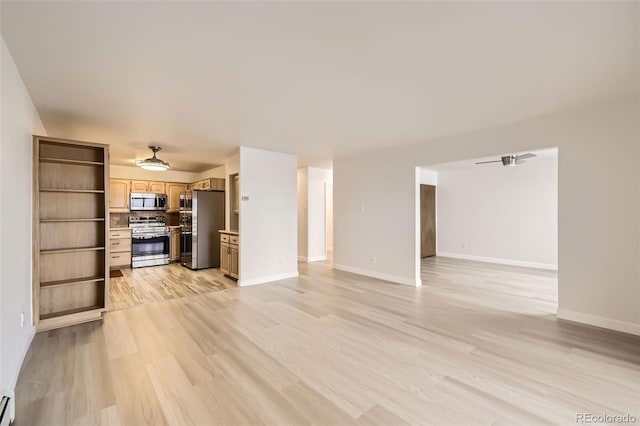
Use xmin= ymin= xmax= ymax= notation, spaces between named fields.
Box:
xmin=112 ymin=234 xmax=120 ymax=238
xmin=112 ymin=255 xmax=120 ymax=259
xmin=113 ymin=241 xmax=120 ymax=245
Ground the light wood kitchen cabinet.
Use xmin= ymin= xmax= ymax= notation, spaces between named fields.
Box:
xmin=109 ymin=228 xmax=132 ymax=269
xmin=33 ymin=136 xmax=110 ymax=331
xmin=219 ymin=231 xmax=238 ymax=280
xmin=191 ymin=178 xmax=225 ymax=191
xmin=212 ymin=178 xmax=225 ymax=191
xmin=170 ymin=228 xmax=180 ymax=261
xmin=166 ymin=183 xmax=187 ymax=212
xmin=131 ymin=180 xmax=166 ymax=194
xmin=148 ymin=181 xmax=166 ymax=193
xmin=109 ymin=179 xmax=130 ymax=212
xmin=190 ymin=178 xmax=210 ymax=190
xmin=130 ymin=180 xmax=149 ymax=192
xmin=220 ymin=242 xmax=230 ymax=274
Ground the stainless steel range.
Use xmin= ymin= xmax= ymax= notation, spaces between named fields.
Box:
xmin=129 ymin=216 xmax=170 ymax=268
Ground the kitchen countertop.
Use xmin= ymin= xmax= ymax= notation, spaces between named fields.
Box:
xmin=110 ymin=227 xmax=130 ymax=231
xmin=218 ymin=230 xmax=239 ymax=235
xmin=168 ymin=225 xmax=180 ymax=229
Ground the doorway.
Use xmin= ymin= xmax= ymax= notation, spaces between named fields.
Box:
xmin=420 ymin=184 xmax=436 ymax=258
xmin=325 ymin=182 xmax=334 ymax=262
xmin=416 ymin=148 xmax=558 ymax=310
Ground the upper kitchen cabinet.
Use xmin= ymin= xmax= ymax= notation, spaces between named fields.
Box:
xmin=33 ymin=136 xmax=110 ymax=331
xmin=166 ymin=182 xmax=187 ymax=212
xmin=109 ymin=179 xmax=130 ymax=212
xmin=131 ymin=180 xmax=166 ymax=194
xmin=212 ymin=178 xmax=225 ymax=191
xmin=148 ymin=181 xmax=166 ymax=193
xmin=191 ymin=178 xmax=225 ymax=191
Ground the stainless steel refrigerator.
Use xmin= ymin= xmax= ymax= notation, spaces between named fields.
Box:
xmin=180 ymin=190 xmax=225 ymax=270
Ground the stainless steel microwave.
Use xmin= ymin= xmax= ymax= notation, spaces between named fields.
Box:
xmin=130 ymin=192 xmax=168 ymax=211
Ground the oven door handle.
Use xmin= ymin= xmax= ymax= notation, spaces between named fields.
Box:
xmin=133 ymin=235 xmax=169 ymax=240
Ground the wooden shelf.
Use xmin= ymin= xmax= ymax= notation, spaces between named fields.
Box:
xmin=40 ymin=246 xmax=105 ymax=254
xmin=40 ymin=157 xmax=104 ymax=166
xmin=40 ymin=189 xmax=105 ymax=193
xmin=40 ymin=276 xmax=105 ymax=289
xmin=34 ymin=136 xmax=109 ymax=331
xmin=40 ymin=305 xmax=104 ymax=320
xmin=41 ymin=218 xmax=105 ymax=223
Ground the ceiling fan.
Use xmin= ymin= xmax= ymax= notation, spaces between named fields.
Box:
xmin=475 ymin=153 xmax=536 ymax=167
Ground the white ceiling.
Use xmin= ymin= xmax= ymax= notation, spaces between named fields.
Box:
xmin=1 ymin=1 xmax=638 ymax=172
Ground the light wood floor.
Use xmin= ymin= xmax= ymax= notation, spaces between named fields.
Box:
xmin=15 ymin=258 xmax=640 ymax=425
xmin=109 ymin=264 xmax=237 ymax=311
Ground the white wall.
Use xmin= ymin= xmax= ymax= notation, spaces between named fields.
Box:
xmin=334 ymin=96 xmax=639 ymax=335
xmin=420 ymin=169 xmax=437 ymax=185
xmin=0 ymin=38 xmax=47 ymax=399
xmin=297 ymin=168 xmax=309 ymax=259
xmin=195 ymin=165 xmax=226 ymax=181
xmin=239 ymin=147 xmax=298 ymax=285
xmin=434 ymin=155 xmax=558 ymax=269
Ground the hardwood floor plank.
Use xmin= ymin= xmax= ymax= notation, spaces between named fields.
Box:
xmin=110 ymin=354 xmax=168 ymax=426
xmin=15 ymin=258 xmax=640 ymax=425
xmin=109 ymin=263 xmax=236 ymax=311
xmin=145 ymin=356 xmax=216 ymax=425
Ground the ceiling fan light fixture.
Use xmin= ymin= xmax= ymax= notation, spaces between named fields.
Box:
xmin=475 ymin=152 xmax=536 ymax=167
xmin=501 ymin=155 xmax=518 ymax=166
xmin=136 ymin=146 xmax=171 ymax=171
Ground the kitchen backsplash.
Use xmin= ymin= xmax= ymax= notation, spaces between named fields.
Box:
xmin=110 ymin=212 xmax=180 ymax=227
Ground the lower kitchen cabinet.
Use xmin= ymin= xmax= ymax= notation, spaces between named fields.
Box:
xmin=109 ymin=228 xmax=132 ymax=268
xmin=170 ymin=227 xmax=180 ymax=262
xmin=220 ymin=231 xmax=238 ymax=280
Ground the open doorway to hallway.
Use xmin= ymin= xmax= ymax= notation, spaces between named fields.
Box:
xmin=326 ymin=182 xmax=334 ymax=263
xmin=297 ymin=167 xmax=333 ymax=264
xmin=417 ymin=147 xmax=559 ymax=307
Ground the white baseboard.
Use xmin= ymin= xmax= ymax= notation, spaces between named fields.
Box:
xmin=239 ymin=271 xmax=299 ymax=287
xmin=333 ymin=264 xmax=421 ymax=287
xmin=436 ymin=251 xmax=558 ymax=271
xmin=5 ymin=328 xmax=34 ymax=422
xmin=557 ymin=309 xmax=640 ymax=336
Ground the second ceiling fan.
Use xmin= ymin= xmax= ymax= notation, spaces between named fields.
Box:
xmin=475 ymin=153 xmax=536 ymax=167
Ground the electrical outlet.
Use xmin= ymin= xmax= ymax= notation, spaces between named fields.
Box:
xmin=461 ymin=243 xmax=466 ymax=249
xmin=370 ymin=256 xmax=376 ymax=264
xmin=20 ymin=312 xmax=24 ymax=328
xmin=241 ymin=195 xmax=249 ymax=201
xmin=359 ymin=203 xmax=365 ymax=213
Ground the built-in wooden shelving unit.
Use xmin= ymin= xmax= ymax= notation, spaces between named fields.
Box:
xmin=33 ymin=136 xmax=110 ymax=332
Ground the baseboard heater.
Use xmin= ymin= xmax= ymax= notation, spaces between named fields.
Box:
xmin=0 ymin=394 xmax=10 ymax=426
